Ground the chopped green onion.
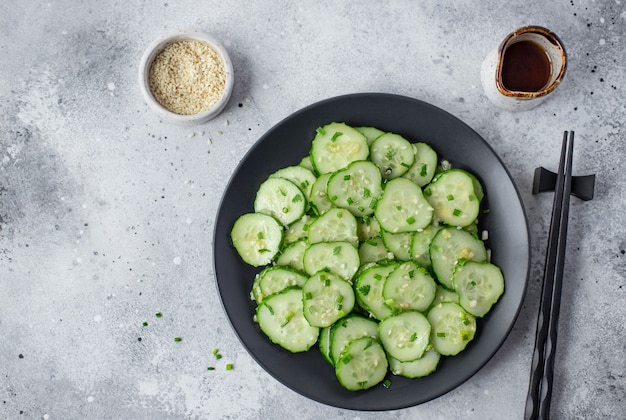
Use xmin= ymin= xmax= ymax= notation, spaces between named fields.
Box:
xmin=304 ymin=292 xmax=313 ymax=300
xmin=343 ymin=174 xmax=351 ymax=181
xmin=331 ymin=131 xmax=343 ymax=141
xmin=358 ymin=285 xmax=371 ymax=296
xmin=365 ymin=239 xmax=378 ymax=246
xmin=410 ymin=332 xmax=417 ymax=342
xmin=207 ymin=367 xmax=215 ymax=371
xmin=437 ymin=332 xmax=446 ymax=337
xmin=292 ymin=194 xmax=303 ymax=203
xmin=447 ymin=194 xmax=455 ymax=201
xmin=258 ymin=248 xmax=271 ymax=253
xmin=142 ymin=321 xmax=148 ymax=327
xmin=453 ymin=208 xmax=462 ymax=216
xmin=358 ymin=206 xmax=365 ymax=213
xmin=383 ymin=379 xmax=392 ymax=389
xmin=257 ymin=232 xmax=264 ymax=239
xmin=358 ymin=381 xmax=368 ymax=387
xmin=369 ymin=197 xmax=378 ymax=209
xmin=401 ymin=162 xmax=411 ymax=168
xmin=316 ymin=127 xmax=326 ymax=136
xmin=373 ymin=273 xmax=382 ymax=280
xmin=409 ymin=270 xmax=415 ymax=278
xmin=419 ymin=164 xmax=428 ymax=177
xmin=155 ymin=312 xmax=162 ymax=318
xmin=424 ymin=188 xmax=432 ymax=196
xmin=333 ymin=246 xmax=342 ymax=255
xmin=281 ymin=311 xmax=295 ymax=327
xmin=174 ymin=337 xmax=182 ymax=342
xmin=336 ymin=211 xmax=343 ymax=218
xmin=406 ymin=216 xmax=416 ymax=225
xmin=346 ymin=197 xmax=354 ymax=205
xmin=225 ymin=363 xmax=234 ymax=371
xmin=363 ymin=188 xmax=371 ymax=198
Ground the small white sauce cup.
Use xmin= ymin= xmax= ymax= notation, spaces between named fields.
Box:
xmin=138 ymin=29 xmax=234 ymax=125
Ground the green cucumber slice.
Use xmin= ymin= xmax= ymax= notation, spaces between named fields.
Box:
xmin=410 ymin=224 xmax=441 ymax=268
xmin=327 ymin=160 xmax=383 ymax=217
xmin=302 ymin=271 xmax=355 ymax=328
xmin=256 ymin=287 xmax=320 ymax=353
xmin=379 ymin=311 xmax=431 ymax=362
xmin=389 ymin=348 xmax=440 ymax=379
xmin=275 ymin=239 xmax=308 ymax=271
xmin=423 ymin=169 xmax=482 ymax=227
xmin=370 ymin=132 xmax=415 ymax=179
xmin=358 ymin=236 xmax=392 ymax=265
xmin=307 ymin=208 xmax=358 ymax=247
xmin=309 ymin=173 xmax=334 ymax=215
xmin=355 ymin=126 xmax=384 ymax=145
xmin=253 ymin=266 xmax=308 ymax=303
xmin=374 ymin=177 xmax=433 ymax=233
xmin=303 ymin=241 xmax=360 ymax=282
xmin=429 ymin=227 xmax=487 ymax=289
xmin=329 ymin=314 xmax=379 ymax=363
xmin=319 ymin=326 xmax=333 ymax=365
xmin=428 ymin=302 xmax=476 ymax=356
xmin=231 ymin=213 xmax=283 ymax=267
xmin=254 ymin=177 xmax=307 ymax=226
xmin=284 ymin=214 xmax=316 ymax=244
xmin=310 ymin=122 xmax=369 ymax=174
xmin=401 ymin=142 xmax=438 ymax=187
xmin=452 ymin=261 xmax=504 ymax=317
xmin=380 ymin=230 xmax=413 ymax=261
xmin=270 ymin=165 xmax=317 ymax=200
xmin=354 ymin=262 xmax=398 ymax=321
xmin=382 ymin=261 xmax=437 ymax=312
xmin=335 ymin=337 xmax=388 ymax=391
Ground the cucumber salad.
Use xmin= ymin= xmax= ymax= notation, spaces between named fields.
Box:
xmin=230 ymin=122 xmax=504 ymax=391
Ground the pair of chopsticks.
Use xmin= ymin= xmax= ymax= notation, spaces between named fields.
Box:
xmin=524 ymin=131 xmax=575 ymax=420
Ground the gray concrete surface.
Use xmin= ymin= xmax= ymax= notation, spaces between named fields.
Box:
xmin=1 ymin=1 xmax=624 ymax=419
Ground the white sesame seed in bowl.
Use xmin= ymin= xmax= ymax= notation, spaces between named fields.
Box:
xmin=138 ymin=29 xmax=234 ymax=125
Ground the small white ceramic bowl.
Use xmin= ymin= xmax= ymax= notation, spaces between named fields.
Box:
xmin=138 ymin=29 xmax=234 ymax=125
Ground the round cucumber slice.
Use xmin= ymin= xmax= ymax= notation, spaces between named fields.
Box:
xmin=379 ymin=311 xmax=431 ymax=362
xmin=311 ymin=122 xmax=369 ymax=174
xmin=231 ymin=213 xmax=283 ymax=267
xmin=428 ymin=302 xmax=476 ymax=356
xmin=335 ymin=337 xmax=388 ymax=391
xmin=452 ymin=261 xmax=504 ymax=317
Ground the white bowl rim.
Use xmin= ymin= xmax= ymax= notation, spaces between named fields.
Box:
xmin=138 ymin=29 xmax=234 ymax=125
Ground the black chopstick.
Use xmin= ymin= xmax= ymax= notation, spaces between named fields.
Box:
xmin=524 ymin=131 xmax=574 ymax=420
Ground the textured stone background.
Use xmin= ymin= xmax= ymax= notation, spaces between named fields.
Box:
xmin=1 ymin=1 xmax=624 ymax=419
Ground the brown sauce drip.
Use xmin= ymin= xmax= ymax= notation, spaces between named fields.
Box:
xmin=501 ymin=40 xmax=551 ymax=92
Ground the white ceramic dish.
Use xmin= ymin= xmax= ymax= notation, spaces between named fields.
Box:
xmin=138 ymin=29 xmax=234 ymax=125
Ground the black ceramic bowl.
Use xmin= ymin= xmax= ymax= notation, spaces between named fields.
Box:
xmin=213 ymin=93 xmax=529 ymax=411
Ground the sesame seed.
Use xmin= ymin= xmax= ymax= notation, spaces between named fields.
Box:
xmin=148 ymin=39 xmax=226 ymax=115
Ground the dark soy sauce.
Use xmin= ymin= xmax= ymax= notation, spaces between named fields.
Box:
xmin=501 ymin=40 xmax=551 ymax=92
